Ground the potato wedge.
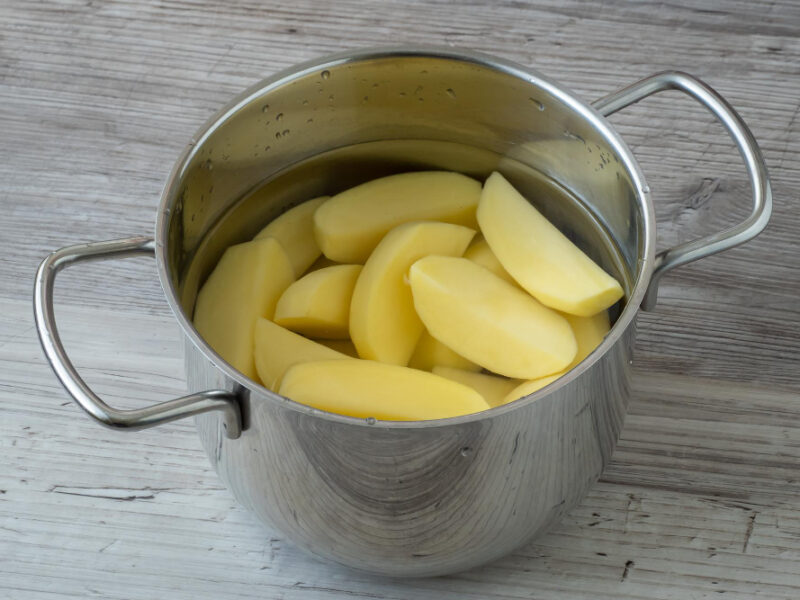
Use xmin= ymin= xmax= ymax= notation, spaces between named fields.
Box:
xmin=274 ymin=264 xmax=362 ymax=339
xmin=409 ymin=256 xmax=576 ymax=378
xmin=254 ymin=318 xmax=348 ymax=392
xmin=478 ymin=172 xmax=623 ymax=316
xmin=350 ymin=221 xmax=475 ymax=366
xmin=316 ymin=338 xmax=359 ymax=357
xmin=280 ymin=359 xmax=489 ymax=420
xmin=408 ymin=331 xmax=480 ymax=372
xmin=255 ymin=196 xmax=328 ymax=276
xmin=194 ymin=238 xmax=294 ymax=380
xmin=432 ymin=366 xmax=520 ymax=408
xmin=314 ymin=171 xmax=480 ymax=263
xmin=564 ymin=311 xmax=611 ymax=370
xmin=502 ymin=373 xmax=565 ymax=405
xmin=305 ymin=254 xmax=339 ymax=274
xmin=463 ymin=235 xmax=518 ymax=286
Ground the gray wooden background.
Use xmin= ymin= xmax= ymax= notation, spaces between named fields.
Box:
xmin=2 ymin=1 xmax=799 ymax=598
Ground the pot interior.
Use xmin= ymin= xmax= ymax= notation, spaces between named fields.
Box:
xmin=161 ymin=49 xmax=648 ymax=339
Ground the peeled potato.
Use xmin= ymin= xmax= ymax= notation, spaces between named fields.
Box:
xmin=408 ymin=331 xmax=480 ymax=372
xmin=253 ymin=318 xmax=348 ymax=391
xmin=409 ymin=256 xmax=576 ymax=379
xmin=314 ymin=171 xmax=481 ymax=263
xmin=478 ymin=172 xmax=623 ymax=316
xmin=432 ymin=366 xmax=520 ymax=408
xmin=463 ymin=235 xmax=518 ymax=287
xmin=350 ymin=221 xmax=475 ymax=366
xmin=280 ymin=359 xmax=489 ymax=420
xmin=502 ymin=373 xmax=565 ymax=405
xmin=274 ymin=264 xmax=362 ymax=339
xmin=316 ymin=338 xmax=359 ymax=357
xmin=194 ymin=238 xmax=294 ymax=380
xmin=255 ymin=196 xmax=328 ymax=276
xmin=564 ymin=311 xmax=611 ymax=370
xmin=305 ymin=254 xmax=339 ymax=274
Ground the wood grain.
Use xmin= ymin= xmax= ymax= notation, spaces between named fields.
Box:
xmin=2 ymin=0 xmax=799 ymax=597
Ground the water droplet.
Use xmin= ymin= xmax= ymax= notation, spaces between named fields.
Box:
xmin=445 ymin=88 xmax=456 ymax=99
xmin=202 ymin=159 xmax=213 ymax=171
xmin=321 ymin=69 xmax=330 ymax=80
xmin=276 ymin=113 xmax=284 ymax=123
xmin=529 ymin=97 xmax=545 ymax=111
xmin=261 ymin=104 xmax=269 ymax=113
xmin=361 ymin=95 xmax=369 ymax=103
xmin=306 ymin=118 xmax=313 ymax=123
xmin=264 ymin=145 xmax=271 ymax=152
xmin=302 ymin=99 xmax=309 ymax=106
xmin=398 ymin=91 xmax=407 ymax=97
xmin=275 ymin=131 xmax=282 ymax=139
xmin=628 ymin=359 xmax=634 ymax=366
xmin=642 ymin=184 xmax=651 ymax=194
xmin=460 ymin=446 xmax=473 ymax=458
xmin=418 ymin=97 xmax=424 ymax=102
xmin=328 ymin=94 xmax=334 ymax=101
xmin=414 ymin=85 xmax=423 ymax=95
xmin=420 ymin=69 xmax=428 ymax=75
xmin=365 ymin=417 xmax=376 ymax=425
xmin=282 ymin=129 xmax=290 ymax=136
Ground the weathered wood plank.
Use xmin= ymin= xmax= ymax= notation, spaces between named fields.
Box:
xmin=2 ymin=0 xmax=800 ymax=597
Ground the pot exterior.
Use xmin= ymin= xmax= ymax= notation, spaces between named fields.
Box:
xmin=165 ymin=48 xmax=650 ymax=576
xmin=188 ymin=322 xmax=632 ymax=577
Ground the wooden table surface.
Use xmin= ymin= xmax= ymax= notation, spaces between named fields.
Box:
xmin=2 ymin=1 xmax=799 ymax=598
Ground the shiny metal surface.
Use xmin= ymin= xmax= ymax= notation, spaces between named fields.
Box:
xmin=593 ymin=71 xmax=772 ymax=310
xmin=170 ymin=47 xmax=649 ymax=576
xmin=34 ymin=47 xmax=770 ymax=576
xmin=33 ymin=237 xmax=241 ymax=438
xmin=189 ymin=330 xmax=631 ymax=576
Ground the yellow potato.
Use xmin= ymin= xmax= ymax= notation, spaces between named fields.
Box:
xmin=350 ymin=221 xmax=475 ymax=366
xmin=194 ymin=238 xmax=294 ymax=380
xmin=274 ymin=264 xmax=362 ymax=339
xmin=478 ymin=172 xmax=623 ymax=316
xmin=564 ymin=311 xmax=611 ymax=370
xmin=409 ymin=256 xmax=576 ymax=378
xmin=305 ymin=254 xmax=340 ymax=274
xmin=280 ymin=359 xmax=489 ymax=421
xmin=314 ymin=172 xmax=481 ymax=263
xmin=502 ymin=373 xmax=565 ymax=405
xmin=316 ymin=338 xmax=359 ymax=357
xmin=254 ymin=196 xmax=328 ymax=276
xmin=253 ymin=318 xmax=348 ymax=392
xmin=432 ymin=366 xmax=520 ymax=408
xmin=463 ymin=235 xmax=518 ymax=286
xmin=408 ymin=331 xmax=480 ymax=372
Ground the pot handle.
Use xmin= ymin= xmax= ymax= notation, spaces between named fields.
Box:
xmin=33 ymin=236 xmax=242 ymax=439
xmin=592 ymin=71 xmax=772 ymax=310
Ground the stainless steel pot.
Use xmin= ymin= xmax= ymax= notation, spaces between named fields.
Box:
xmin=34 ymin=47 xmax=771 ymax=577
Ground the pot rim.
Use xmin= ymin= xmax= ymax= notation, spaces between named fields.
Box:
xmin=155 ymin=45 xmax=655 ymax=429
